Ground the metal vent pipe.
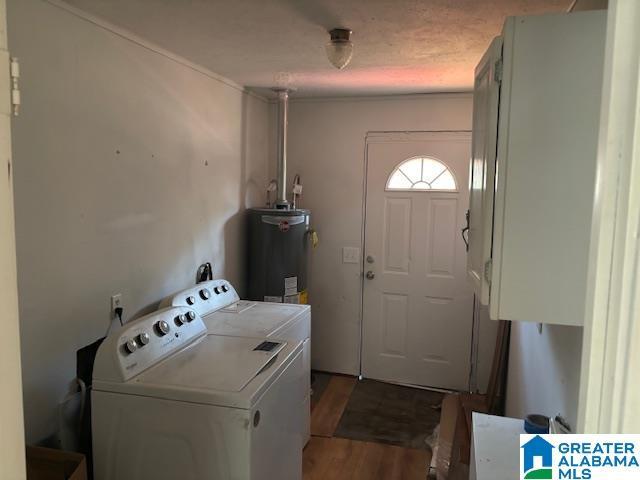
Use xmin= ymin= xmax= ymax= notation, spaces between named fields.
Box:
xmin=274 ymin=89 xmax=290 ymax=209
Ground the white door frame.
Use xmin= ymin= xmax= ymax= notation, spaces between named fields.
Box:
xmin=0 ymin=0 xmax=26 ymax=477
xmin=359 ymin=130 xmax=476 ymax=387
xmin=578 ymin=0 xmax=640 ymax=433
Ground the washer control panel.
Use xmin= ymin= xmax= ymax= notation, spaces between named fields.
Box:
xmin=168 ymin=279 xmax=240 ymax=317
xmin=93 ymin=306 xmax=207 ymax=383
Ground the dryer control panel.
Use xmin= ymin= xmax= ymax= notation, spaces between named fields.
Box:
xmin=93 ymin=306 xmax=207 ymax=383
xmin=166 ymin=279 xmax=240 ymax=317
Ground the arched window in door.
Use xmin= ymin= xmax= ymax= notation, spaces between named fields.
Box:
xmin=385 ymin=156 xmax=457 ymax=191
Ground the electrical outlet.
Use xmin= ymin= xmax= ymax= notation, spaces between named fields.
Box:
xmin=111 ymin=294 xmax=123 ymax=317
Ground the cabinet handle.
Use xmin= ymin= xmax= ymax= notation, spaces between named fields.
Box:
xmin=461 ymin=209 xmax=470 ymax=252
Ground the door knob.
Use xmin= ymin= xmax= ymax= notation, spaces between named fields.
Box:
xmin=366 ymin=271 xmax=375 ymax=280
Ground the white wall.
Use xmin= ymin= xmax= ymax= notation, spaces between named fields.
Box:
xmin=0 ymin=0 xmax=26 ymax=476
xmin=573 ymin=0 xmax=608 ymax=11
xmin=286 ymin=94 xmax=484 ymax=376
xmin=9 ymin=0 xmax=270 ymax=443
xmin=506 ymin=322 xmax=583 ymax=429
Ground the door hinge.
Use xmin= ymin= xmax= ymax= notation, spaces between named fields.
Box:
xmin=484 ymin=259 xmax=493 ymax=283
xmin=10 ymin=57 xmax=20 ymax=116
xmin=493 ymin=58 xmax=503 ymax=84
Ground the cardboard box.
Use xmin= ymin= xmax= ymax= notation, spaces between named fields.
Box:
xmin=26 ymin=446 xmax=87 ymax=480
xmin=436 ymin=394 xmax=461 ymax=480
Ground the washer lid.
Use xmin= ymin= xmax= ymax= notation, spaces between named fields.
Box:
xmin=93 ymin=335 xmax=303 ymax=409
xmin=135 ymin=335 xmax=286 ymax=393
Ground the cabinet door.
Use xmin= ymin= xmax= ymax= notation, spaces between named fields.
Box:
xmin=489 ymin=13 xmax=605 ymax=325
xmin=467 ymin=37 xmax=502 ymax=305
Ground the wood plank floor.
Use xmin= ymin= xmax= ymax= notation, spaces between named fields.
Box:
xmin=310 ymin=375 xmax=356 ymax=437
xmin=304 ymin=437 xmax=430 ymax=480
xmin=304 ymin=375 xmax=431 ymax=479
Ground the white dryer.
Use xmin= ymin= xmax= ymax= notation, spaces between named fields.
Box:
xmin=92 ymin=306 xmax=305 ymax=480
xmin=160 ymin=279 xmax=311 ymax=442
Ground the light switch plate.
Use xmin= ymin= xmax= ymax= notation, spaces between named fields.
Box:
xmin=342 ymin=247 xmax=361 ymax=264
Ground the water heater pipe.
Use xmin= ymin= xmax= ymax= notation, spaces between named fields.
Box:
xmin=274 ymin=89 xmax=290 ymax=209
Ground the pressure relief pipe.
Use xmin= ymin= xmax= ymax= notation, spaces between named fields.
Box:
xmin=274 ymin=88 xmax=290 ymax=209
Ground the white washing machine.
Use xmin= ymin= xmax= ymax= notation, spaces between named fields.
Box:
xmin=160 ymin=279 xmax=311 ymax=442
xmin=92 ymin=306 xmax=305 ymax=480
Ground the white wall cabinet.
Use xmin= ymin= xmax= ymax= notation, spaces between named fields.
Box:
xmin=467 ymin=11 xmax=607 ymax=326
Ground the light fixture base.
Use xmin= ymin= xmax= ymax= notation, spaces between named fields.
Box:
xmin=329 ymin=28 xmax=352 ymax=43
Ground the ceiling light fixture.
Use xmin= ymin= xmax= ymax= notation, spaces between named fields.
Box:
xmin=325 ymin=28 xmax=353 ymax=70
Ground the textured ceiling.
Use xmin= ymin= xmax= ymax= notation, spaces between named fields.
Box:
xmin=61 ymin=0 xmax=571 ymax=97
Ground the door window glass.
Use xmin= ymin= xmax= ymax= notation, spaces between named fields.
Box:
xmin=386 ymin=157 xmax=457 ymax=191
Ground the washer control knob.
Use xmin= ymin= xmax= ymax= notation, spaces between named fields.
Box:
xmin=186 ymin=295 xmax=196 ymax=305
xmin=213 ymin=287 xmax=220 ymax=295
xmin=186 ymin=311 xmax=196 ymax=322
xmin=137 ymin=332 xmax=150 ymax=346
xmin=174 ymin=314 xmax=187 ymax=326
xmin=124 ymin=339 xmax=138 ymax=354
xmin=155 ymin=320 xmax=170 ymax=336
xmin=199 ymin=289 xmax=211 ymax=300
xmin=221 ymin=284 xmax=229 ymax=293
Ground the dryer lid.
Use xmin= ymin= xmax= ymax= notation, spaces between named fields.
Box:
xmin=204 ymin=302 xmax=310 ymax=338
xmin=134 ymin=335 xmax=286 ymax=393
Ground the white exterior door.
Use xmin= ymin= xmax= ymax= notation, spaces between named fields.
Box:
xmin=361 ymin=132 xmax=473 ymax=391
